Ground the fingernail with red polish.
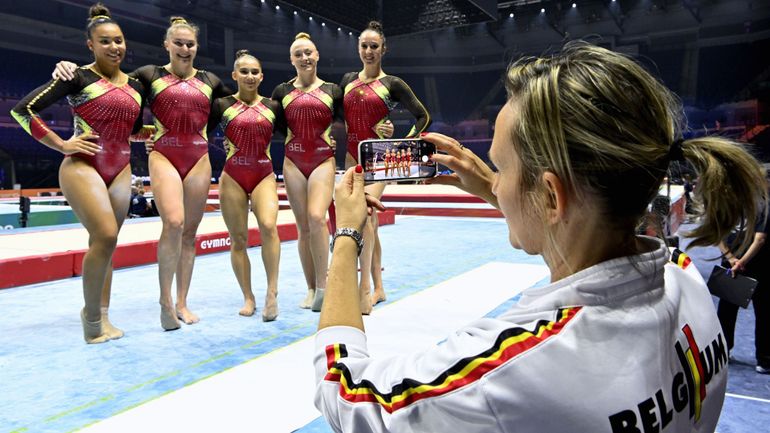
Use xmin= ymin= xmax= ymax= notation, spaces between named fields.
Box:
xmin=420 ymin=132 xmax=428 ymax=137
xmin=355 ymin=165 xmax=363 ymax=173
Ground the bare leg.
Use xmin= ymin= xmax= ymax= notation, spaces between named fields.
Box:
xmin=366 ymin=182 xmax=387 ymax=306
xmin=346 ymin=153 xmax=373 ymax=314
xmin=99 ymin=267 xmax=123 ymax=339
xmin=98 ymin=166 xmax=133 ymax=339
xmin=306 ymin=159 xmax=336 ymax=311
xmin=370 ymin=210 xmax=387 ymax=305
xmin=252 ymin=175 xmax=280 ymax=321
xmin=149 ymin=152 xmax=184 ymax=330
xmin=283 ymin=159 xmax=316 ymax=308
xmin=175 ymin=155 xmax=212 ymax=324
xmin=59 ymin=158 xmax=128 ymax=343
xmin=219 ymin=172 xmax=255 ymax=316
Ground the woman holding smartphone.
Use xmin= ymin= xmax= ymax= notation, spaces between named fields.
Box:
xmin=271 ymin=33 xmax=342 ymax=311
xmin=54 ymin=16 xmax=232 ymax=330
xmin=208 ymin=50 xmax=281 ymax=321
xmin=316 ymin=42 xmax=763 ymax=432
xmin=340 ymin=21 xmax=431 ymax=314
xmin=12 ymin=3 xmax=148 ymax=343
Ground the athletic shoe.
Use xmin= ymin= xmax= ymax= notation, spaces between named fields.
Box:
xmin=756 ymin=365 xmax=770 ymax=374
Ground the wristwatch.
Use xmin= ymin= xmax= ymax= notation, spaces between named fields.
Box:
xmin=330 ymin=227 xmax=364 ymax=256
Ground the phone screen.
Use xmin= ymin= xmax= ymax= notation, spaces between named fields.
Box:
xmin=359 ymin=138 xmax=437 ymax=182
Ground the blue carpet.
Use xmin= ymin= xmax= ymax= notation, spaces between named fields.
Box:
xmin=0 ymin=216 xmax=535 ymax=433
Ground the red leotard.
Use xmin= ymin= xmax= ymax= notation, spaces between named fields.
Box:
xmin=340 ymin=73 xmax=432 ymax=164
xmin=343 ymin=78 xmax=390 ymax=162
xmin=71 ymin=82 xmax=142 ymax=184
xmin=210 ymin=96 xmax=278 ymax=193
xmin=11 ymin=68 xmax=144 ymax=186
xmin=272 ymin=83 xmax=342 ymax=179
xmin=134 ymin=66 xmax=229 ymax=179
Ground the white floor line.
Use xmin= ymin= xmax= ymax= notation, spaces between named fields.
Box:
xmin=725 ymin=392 xmax=770 ymax=404
xmin=79 ymin=262 xmax=549 ymax=433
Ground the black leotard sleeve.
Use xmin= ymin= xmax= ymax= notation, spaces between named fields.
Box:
xmin=384 ymin=76 xmax=431 ymax=136
xmin=270 ymin=83 xmax=291 ymax=138
xmin=201 ymin=71 xmax=234 ymax=100
xmin=261 ymin=97 xmax=284 ymax=135
xmin=128 ymin=77 xmax=147 ymax=134
xmin=328 ymin=83 xmax=344 ymax=123
xmin=207 ymin=95 xmax=231 ymax=136
xmin=11 ymin=70 xmax=85 ymax=140
xmin=339 ymin=72 xmax=357 ymax=93
xmin=128 ymin=65 xmax=158 ymax=88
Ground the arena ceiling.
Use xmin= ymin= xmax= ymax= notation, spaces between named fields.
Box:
xmin=0 ymin=0 xmax=768 ymax=77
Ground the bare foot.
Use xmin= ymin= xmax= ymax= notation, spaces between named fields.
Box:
xmin=371 ymin=288 xmax=387 ymax=306
xmin=299 ymin=289 xmax=315 ymax=309
xmin=239 ymin=298 xmax=256 ymax=317
xmin=176 ymin=307 xmax=200 ymax=325
xmin=81 ymin=308 xmax=110 ymax=344
xmin=160 ymin=303 xmax=180 ymax=331
xmin=100 ymin=308 xmax=124 ymax=340
xmin=359 ymin=289 xmax=373 ymax=315
xmin=262 ymin=290 xmax=278 ymax=322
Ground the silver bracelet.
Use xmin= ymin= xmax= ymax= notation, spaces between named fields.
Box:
xmin=330 ymin=227 xmax=364 ymax=256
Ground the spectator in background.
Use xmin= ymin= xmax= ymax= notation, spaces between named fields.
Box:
xmin=718 ymin=175 xmax=770 ymax=375
xmin=128 ymin=185 xmax=149 ymax=218
xmin=684 ymin=174 xmax=695 ymax=219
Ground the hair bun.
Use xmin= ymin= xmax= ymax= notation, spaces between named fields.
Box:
xmin=367 ymin=21 xmax=383 ymax=32
xmin=235 ymin=49 xmax=251 ymax=58
xmin=170 ymin=16 xmax=188 ymax=25
xmin=88 ymin=2 xmax=111 ymax=21
xmin=295 ymin=32 xmax=311 ymax=41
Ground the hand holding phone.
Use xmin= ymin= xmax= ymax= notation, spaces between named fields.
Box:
xmin=358 ymin=138 xmax=437 ymax=182
xmin=423 ymin=132 xmax=499 ymax=207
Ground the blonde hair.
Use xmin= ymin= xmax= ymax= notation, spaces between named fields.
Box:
xmin=165 ymin=16 xmax=199 ymax=41
xmin=504 ymin=41 xmax=765 ymax=255
xmin=291 ymin=32 xmax=316 ymax=50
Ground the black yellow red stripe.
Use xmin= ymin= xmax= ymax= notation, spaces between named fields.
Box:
xmin=323 ymin=307 xmax=582 ymax=413
xmin=682 ymin=324 xmax=705 ymax=421
xmin=671 ymin=249 xmax=691 ymax=269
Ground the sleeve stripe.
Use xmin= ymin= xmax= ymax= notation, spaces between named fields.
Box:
xmin=324 ymin=307 xmax=581 ymax=413
xmin=22 ymin=80 xmax=60 ymax=140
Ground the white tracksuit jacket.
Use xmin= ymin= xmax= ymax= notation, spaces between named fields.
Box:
xmin=314 ymin=238 xmax=727 ymax=433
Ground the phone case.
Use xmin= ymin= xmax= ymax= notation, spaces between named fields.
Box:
xmin=706 ymin=265 xmax=757 ymax=308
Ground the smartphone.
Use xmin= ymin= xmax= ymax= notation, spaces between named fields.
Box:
xmin=358 ymin=138 xmax=437 ymax=182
